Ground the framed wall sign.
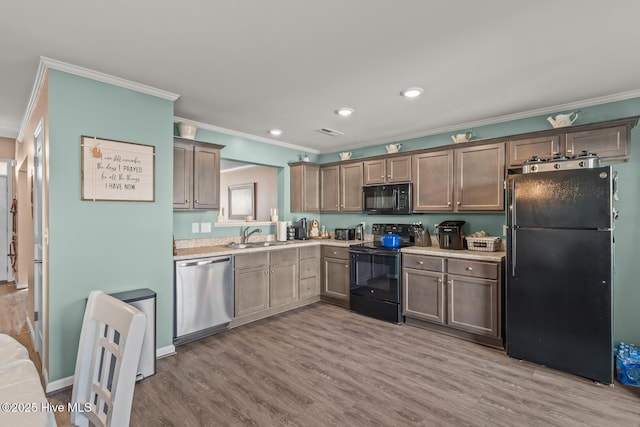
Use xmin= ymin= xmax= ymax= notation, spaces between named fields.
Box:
xmin=81 ymin=135 xmax=155 ymax=201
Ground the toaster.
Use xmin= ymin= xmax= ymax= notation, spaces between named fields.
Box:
xmin=334 ymin=228 xmax=355 ymax=240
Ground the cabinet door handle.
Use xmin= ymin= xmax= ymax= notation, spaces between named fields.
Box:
xmin=447 ymin=201 xmax=451 ymax=206
xmin=447 ymin=280 xmax=452 ymax=285
xmin=380 ymin=175 xmax=384 ymax=179
xmin=185 ymin=199 xmax=189 ymax=204
xmin=387 ymin=175 xmax=391 ymax=178
xmin=418 ymin=261 xmax=424 ymax=265
xmin=272 ymin=270 xmax=275 ymax=273
xmin=264 ymin=270 xmax=268 ymax=275
xmin=466 ymin=267 xmax=473 ymax=271
xmin=195 ymin=200 xmax=199 ymax=203
xmin=457 ymin=201 xmax=461 ymax=206
xmin=332 ymin=251 xmax=338 ymax=255
xmin=437 ymin=278 xmax=442 ymax=284
xmin=344 ymin=264 xmax=349 ymax=268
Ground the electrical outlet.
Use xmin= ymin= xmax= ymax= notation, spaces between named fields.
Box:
xmin=360 ymin=221 xmax=365 ymax=230
xmin=192 ymin=223 xmax=200 ymax=233
xmin=201 ymin=222 xmax=212 ymax=233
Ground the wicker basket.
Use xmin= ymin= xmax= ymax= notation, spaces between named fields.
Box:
xmin=465 ymin=237 xmax=501 ymax=252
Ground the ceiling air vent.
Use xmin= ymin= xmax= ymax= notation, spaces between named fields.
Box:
xmin=315 ymin=128 xmax=344 ymax=137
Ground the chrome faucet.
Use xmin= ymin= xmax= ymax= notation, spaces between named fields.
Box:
xmin=241 ymin=227 xmax=262 ymax=244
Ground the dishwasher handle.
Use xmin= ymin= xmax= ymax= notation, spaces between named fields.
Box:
xmin=178 ymin=257 xmax=231 ymax=268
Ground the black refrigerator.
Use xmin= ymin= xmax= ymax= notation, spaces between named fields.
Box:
xmin=506 ymin=166 xmax=614 ymax=384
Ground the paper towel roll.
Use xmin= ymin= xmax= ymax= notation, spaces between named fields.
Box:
xmin=277 ymin=221 xmax=288 ymax=241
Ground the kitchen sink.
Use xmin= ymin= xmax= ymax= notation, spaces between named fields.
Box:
xmin=226 ymin=241 xmax=292 ymax=249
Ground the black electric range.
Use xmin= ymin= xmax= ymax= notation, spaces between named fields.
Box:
xmin=348 ymin=223 xmax=423 ymax=323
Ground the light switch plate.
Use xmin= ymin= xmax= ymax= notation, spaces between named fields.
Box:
xmin=192 ymin=223 xmax=200 ymax=233
xmin=503 ymin=225 xmax=508 ymax=236
xmin=201 ymin=222 xmax=212 ymax=233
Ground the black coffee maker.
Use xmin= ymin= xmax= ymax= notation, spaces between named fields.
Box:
xmin=294 ymin=218 xmax=308 ymax=240
xmin=437 ymin=220 xmax=466 ymax=250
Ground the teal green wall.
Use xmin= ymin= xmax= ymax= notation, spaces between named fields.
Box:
xmin=48 ymin=70 xmax=174 ymax=381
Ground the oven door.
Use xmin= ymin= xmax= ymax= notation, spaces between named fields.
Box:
xmin=349 ymin=248 xmax=400 ymax=303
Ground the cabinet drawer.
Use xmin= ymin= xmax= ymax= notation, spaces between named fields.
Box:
xmin=299 ymin=277 xmax=319 ymax=299
xmin=299 ymin=257 xmax=320 ymax=279
xmin=447 ymin=259 xmax=498 ymax=280
xmin=299 ymin=245 xmax=320 ymax=260
xmin=322 ymin=246 xmax=349 ymax=260
xmin=235 ymin=251 xmax=269 ymax=269
xmin=270 ymin=247 xmax=298 ymax=264
xmin=402 ymin=254 xmax=444 ymax=272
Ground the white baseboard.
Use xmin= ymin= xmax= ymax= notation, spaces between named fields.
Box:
xmin=16 ymin=282 xmax=27 ymax=289
xmin=157 ymin=345 xmax=175 ymax=358
xmin=46 ymin=375 xmax=73 ymax=394
xmin=44 ymin=345 xmax=176 ymax=394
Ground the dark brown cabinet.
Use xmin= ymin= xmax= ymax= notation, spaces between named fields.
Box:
xmin=321 ymin=246 xmax=350 ymax=306
xmin=402 ymin=253 xmax=503 ymax=348
xmin=320 ymin=162 xmax=363 ymax=212
xmin=173 ymin=137 xmax=224 ymax=210
xmin=507 ymin=118 xmax=637 ymax=168
xmin=455 ymin=143 xmax=505 ymax=211
xmin=412 ymin=150 xmax=453 ymax=211
xmin=412 ymin=142 xmax=504 ymax=212
xmin=363 ymin=155 xmax=411 ymax=185
xmin=402 ymin=254 xmax=445 ymax=323
xmin=565 ymin=125 xmax=629 ymax=161
xmin=290 ymin=162 xmax=320 ymax=213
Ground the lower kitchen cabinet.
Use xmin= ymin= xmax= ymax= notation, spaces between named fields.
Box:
xmin=269 ymin=248 xmax=299 ymax=308
xmin=321 ymin=246 xmax=350 ymax=306
xmin=402 ymin=255 xmax=445 ymax=324
xmin=299 ymin=246 xmax=320 ymax=299
xmin=235 ymin=253 xmax=270 ymax=317
xmin=402 ymin=253 xmax=503 ymax=348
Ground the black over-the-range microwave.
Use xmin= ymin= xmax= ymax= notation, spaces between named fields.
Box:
xmin=362 ymin=183 xmax=412 ymax=215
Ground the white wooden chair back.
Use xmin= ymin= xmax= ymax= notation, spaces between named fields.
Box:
xmin=70 ymin=291 xmax=146 ymax=427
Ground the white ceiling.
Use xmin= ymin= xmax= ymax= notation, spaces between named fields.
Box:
xmin=2 ymin=1 xmax=640 ymax=153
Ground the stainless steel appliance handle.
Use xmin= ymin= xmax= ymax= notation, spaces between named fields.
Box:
xmin=179 ymin=257 xmax=231 ymax=268
xmin=613 ymin=171 xmax=619 ymax=201
xmin=510 ymin=178 xmax=516 ymax=227
xmin=349 ymin=248 xmax=398 ymax=257
xmin=392 ymin=189 xmax=398 ymax=209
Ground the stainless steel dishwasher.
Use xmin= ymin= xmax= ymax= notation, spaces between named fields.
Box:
xmin=174 ymin=255 xmax=234 ymax=345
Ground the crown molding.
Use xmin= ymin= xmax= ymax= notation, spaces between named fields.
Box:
xmin=17 ymin=57 xmax=180 ymax=142
xmin=333 ymin=88 xmax=640 ymax=153
xmin=174 ymin=116 xmax=320 ymax=154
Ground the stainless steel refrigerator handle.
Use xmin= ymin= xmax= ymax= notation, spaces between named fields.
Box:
xmin=179 ymin=257 xmax=231 ymax=267
xmin=510 ymin=178 xmax=516 ymax=227
xmin=613 ymin=172 xmax=619 ymax=201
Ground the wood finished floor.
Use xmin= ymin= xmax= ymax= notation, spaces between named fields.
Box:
xmin=46 ymin=302 xmax=640 ymax=427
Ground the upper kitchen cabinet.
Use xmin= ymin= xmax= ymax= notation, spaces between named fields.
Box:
xmin=289 ymin=162 xmax=320 ymax=213
xmin=363 ymin=155 xmax=411 ymax=185
xmin=320 ymin=162 xmax=363 ymax=212
xmin=413 ymin=142 xmax=505 ymax=212
xmin=455 ymin=143 xmax=505 ymax=211
xmin=507 ymin=117 xmax=639 ymax=168
xmin=507 ymin=135 xmax=561 ymax=168
xmin=412 ymin=150 xmax=453 ymax=211
xmin=173 ymin=137 xmax=224 ymax=210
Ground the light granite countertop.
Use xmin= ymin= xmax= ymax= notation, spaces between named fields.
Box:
xmin=175 ymin=238 xmax=505 ymax=262
xmin=401 ymin=246 xmax=505 ymax=262
xmin=173 ymin=238 xmax=367 ymax=260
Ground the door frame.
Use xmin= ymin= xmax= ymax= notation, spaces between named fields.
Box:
xmin=32 ymin=117 xmax=46 ymax=375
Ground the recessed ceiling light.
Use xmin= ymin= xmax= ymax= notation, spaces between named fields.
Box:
xmin=400 ymin=87 xmax=424 ymax=98
xmin=267 ymin=128 xmax=283 ymax=136
xmin=335 ymin=107 xmax=354 ymax=117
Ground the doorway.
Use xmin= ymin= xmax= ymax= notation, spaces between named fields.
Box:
xmin=0 ymin=160 xmax=14 ymax=282
xmin=32 ymin=118 xmax=45 ymax=364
